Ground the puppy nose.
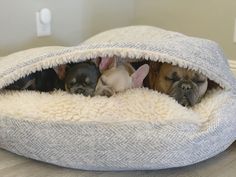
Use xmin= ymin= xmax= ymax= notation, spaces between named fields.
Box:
xmin=181 ymin=83 xmax=192 ymax=91
xmin=102 ymin=89 xmax=113 ymax=97
xmin=76 ymin=88 xmax=85 ymax=94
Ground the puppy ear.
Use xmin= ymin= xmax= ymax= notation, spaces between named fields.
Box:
xmin=131 ymin=64 xmax=150 ymax=88
xmin=53 ymin=64 xmax=67 ymax=80
xmin=149 ymin=61 xmax=162 ymax=73
xmin=207 ymin=79 xmax=219 ymax=90
xmin=146 ymin=61 xmax=163 ymax=89
xmin=92 ymin=57 xmax=101 ymax=67
xmin=99 ymin=57 xmax=117 ymax=72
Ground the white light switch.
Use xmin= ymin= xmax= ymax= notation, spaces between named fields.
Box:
xmin=36 ymin=8 xmax=52 ymax=37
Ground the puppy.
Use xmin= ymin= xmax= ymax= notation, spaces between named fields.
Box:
xmin=35 ymin=67 xmax=65 ymax=92
xmin=5 ymin=74 xmax=36 ymax=90
xmin=147 ymin=62 xmax=208 ymax=107
xmin=65 ymin=61 xmax=100 ymax=96
xmin=95 ymin=57 xmax=149 ymax=97
xmin=5 ymin=65 xmax=66 ymax=92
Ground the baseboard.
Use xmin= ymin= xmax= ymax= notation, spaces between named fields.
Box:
xmin=229 ymin=60 xmax=236 ymax=75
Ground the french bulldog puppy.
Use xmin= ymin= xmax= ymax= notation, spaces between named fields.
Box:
xmin=95 ymin=57 xmax=150 ymax=97
xmin=4 ymin=65 xmax=66 ymax=92
xmin=4 ymin=61 xmax=100 ymax=96
xmin=147 ymin=62 xmax=208 ymax=107
xmin=35 ymin=67 xmax=65 ymax=92
xmin=5 ymin=74 xmax=36 ymax=90
xmin=65 ymin=61 xmax=101 ymax=96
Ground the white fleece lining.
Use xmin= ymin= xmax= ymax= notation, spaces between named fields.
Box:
xmin=0 ymin=47 xmax=230 ymax=127
xmin=0 ymin=88 xmax=231 ymax=127
xmin=0 ymin=47 xmax=232 ymax=91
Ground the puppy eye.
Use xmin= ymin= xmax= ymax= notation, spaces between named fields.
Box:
xmin=165 ymin=76 xmax=180 ymax=82
xmin=100 ymin=77 xmax=107 ymax=86
xmin=193 ymin=79 xmax=205 ymax=84
xmin=70 ymin=78 xmax=76 ymax=85
xmin=85 ymin=77 xmax=90 ymax=84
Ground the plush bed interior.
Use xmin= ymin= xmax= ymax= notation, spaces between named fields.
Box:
xmin=0 ymin=54 xmax=230 ymax=128
xmin=0 ymin=87 xmax=230 ymax=126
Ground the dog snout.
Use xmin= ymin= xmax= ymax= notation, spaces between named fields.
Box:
xmin=68 ymin=86 xmax=86 ymax=94
xmin=102 ymin=89 xmax=113 ymax=97
xmin=180 ymin=82 xmax=192 ymax=91
xmin=95 ymin=86 xmax=114 ymax=97
xmin=76 ymin=88 xmax=85 ymax=94
xmin=97 ymin=88 xmax=113 ymax=97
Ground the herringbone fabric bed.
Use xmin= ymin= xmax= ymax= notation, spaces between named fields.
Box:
xmin=0 ymin=26 xmax=235 ymax=170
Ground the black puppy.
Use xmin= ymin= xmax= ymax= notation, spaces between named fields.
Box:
xmin=5 ymin=74 xmax=36 ymax=90
xmin=34 ymin=68 xmax=65 ymax=92
xmin=4 ymin=61 xmax=100 ymax=96
xmin=5 ymin=65 xmax=65 ymax=92
xmin=65 ymin=61 xmax=100 ymax=96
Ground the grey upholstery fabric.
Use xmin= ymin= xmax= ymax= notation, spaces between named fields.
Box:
xmin=0 ymin=26 xmax=235 ymax=171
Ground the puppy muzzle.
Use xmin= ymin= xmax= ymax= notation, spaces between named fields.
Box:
xmin=67 ymin=85 xmax=94 ymax=96
xmin=170 ymin=81 xmax=197 ymax=107
xmin=95 ymin=86 xmax=115 ymax=97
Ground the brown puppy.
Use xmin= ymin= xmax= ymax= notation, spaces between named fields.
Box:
xmin=147 ymin=62 xmax=208 ymax=107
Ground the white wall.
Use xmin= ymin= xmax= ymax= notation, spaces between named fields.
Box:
xmin=133 ymin=0 xmax=236 ymax=60
xmin=0 ymin=0 xmax=135 ymax=56
xmin=1 ymin=1 xmax=235 ymax=60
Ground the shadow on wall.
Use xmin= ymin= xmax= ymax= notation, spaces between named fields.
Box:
xmin=0 ymin=37 xmax=66 ymax=57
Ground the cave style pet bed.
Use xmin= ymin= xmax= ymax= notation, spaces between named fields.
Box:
xmin=0 ymin=26 xmax=236 ymax=171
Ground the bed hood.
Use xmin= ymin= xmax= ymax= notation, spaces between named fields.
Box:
xmin=0 ymin=26 xmax=235 ymax=93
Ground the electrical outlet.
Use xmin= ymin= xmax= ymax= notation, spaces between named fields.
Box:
xmin=36 ymin=8 xmax=51 ymax=37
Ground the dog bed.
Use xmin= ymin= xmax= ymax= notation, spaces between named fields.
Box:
xmin=0 ymin=26 xmax=236 ymax=171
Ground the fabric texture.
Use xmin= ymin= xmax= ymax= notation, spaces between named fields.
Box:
xmin=0 ymin=26 xmax=236 ymax=170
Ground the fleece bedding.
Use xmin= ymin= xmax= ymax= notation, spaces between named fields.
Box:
xmin=0 ymin=26 xmax=236 ymax=171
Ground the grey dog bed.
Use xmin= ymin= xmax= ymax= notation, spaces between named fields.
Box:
xmin=0 ymin=26 xmax=236 ymax=171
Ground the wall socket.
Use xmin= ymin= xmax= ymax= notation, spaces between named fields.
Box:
xmin=36 ymin=8 xmax=51 ymax=37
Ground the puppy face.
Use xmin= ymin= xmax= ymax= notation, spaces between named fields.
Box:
xmin=95 ymin=57 xmax=149 ymax=97
xmin=148 ymin=62 xmax=208 ymax=107
xmin=65 ymin=62 xmax=100 ymax=96
xmin=95 ymin=65 xmax=133 ymax=97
